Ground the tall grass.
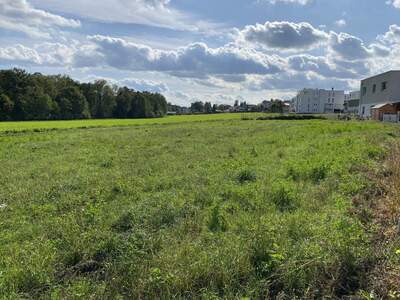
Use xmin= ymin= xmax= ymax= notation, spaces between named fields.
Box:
xmin=0 ymin=116 xmax=398 ymax=298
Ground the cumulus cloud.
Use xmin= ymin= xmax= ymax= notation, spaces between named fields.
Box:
xmin=0 ymin=0 xmax=80 ymax=38
xmin=288 ymin=54 xmax=361 ymax=78
xmin=119 ymin=78 xmax=169 ymax=93
xmin=387 ymin=0 xmax=400 ymax=9
xmin=238 ymin=21 xmax=328 ymax=50
xmin=246 ymin=72 xmax=352 ymax=91
xmin=378 ymin=24 xmax=400 ymax=44
xmin=328 ymin=32 xmax=390 ymax=60
xmin=78 ymin=35 xmax=283 ymax=77
xmin=0 ymin=43 xmax=75 ymax=66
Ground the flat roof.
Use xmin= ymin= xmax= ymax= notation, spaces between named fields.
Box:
xmin=361 ymin=70 xmax=400 ymax=82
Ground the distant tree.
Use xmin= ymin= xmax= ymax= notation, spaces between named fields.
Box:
xmin=115 ymin=87 xmax=133 ymax=118
xmin=151 ymin=93 xmax=167 ymax=117
xmin=212 ymin=104 xmax=218 ymax=113
xmin=56 ymin=86 xmax=90 ymax=119
xmin=0 ymin=69 xmax=168 ymax=121
xmin=190 ymin=101 xmax=204 ymax=113
xmin=20 ymin=87 xmax=55 ymax=120
xmin=234 ymin=100 xmax=239 ymax=107
xmin=204 ymin=102 xmax=213 ymax=114
xmin=0 ymin=93 xmax=14 ymax=120
xmin=271 ymin=100 xmax=284 ymax=113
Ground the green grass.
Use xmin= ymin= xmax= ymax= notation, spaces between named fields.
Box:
xmin=0 ymin=116 xmax=398 ymax=298
xmin=0 ymin=113 xmax=262 ymax=133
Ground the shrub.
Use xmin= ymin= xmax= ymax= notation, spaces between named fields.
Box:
xmin=270 ymin=181 xmax=299 ymax=212
xmin=237 ymin=169 xmax=257 ymax=184
xmin=250 ymin=237 xmax=284 ymax=278
xmin=207 ymin=206 xmax=227 ymax=232
xmin=309 ymin=164 xmax=329 ymax=183
xmin=112 ymin=211 xmax=135 ymax=232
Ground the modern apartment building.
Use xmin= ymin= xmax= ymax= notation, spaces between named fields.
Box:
xmin=344 ymin=91 xmax=360 ymax=114
xmin=359 ymin=71 xmax=400 ymax=118
xmin=293 ymin=88 xmax=345 ymax=114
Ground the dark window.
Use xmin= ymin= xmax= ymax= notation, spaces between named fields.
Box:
xmin=381 ymin=81 xmax=387 ymax=91
xmin=362 ymin=86 xmax=367 ymax=96
xmin=362 ymin=106 xmax=365 ymax=115
xmin=373 ymin=84 xmax=376 ymax=93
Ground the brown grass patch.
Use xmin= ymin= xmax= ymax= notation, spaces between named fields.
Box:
xmin=355 ymin=142 xmax=400 ymax=297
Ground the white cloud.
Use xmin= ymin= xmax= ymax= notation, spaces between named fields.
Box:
xmin=0 ymin=0 xmax=80 ymax=38
xmin=287 ymin=54 xmax=361 ymax=78
xmin=334 ymin=19 xmax=347 ymax=27
xmin=0 ymin=43 xmax=75 ymax=66
xmin=258 ymin=0 xmax=313 ymax=5
xmin=30 ymin=0 xmax=218 ymax=33
xmin=76 ymin=35 xmax=283 ymax=77
xmin=119 ymin=78 xmax=169 ymax=93
xmin=378 ymin=24 xmax=400 ymax=44
xmin=0 ymin=44 xmax=41 ymax=65
xmin=246 ymin=72 xmax=352 ymax=91
xmin=387 ymin=0 xmax=400 ymax=9
xmin=328 ymin=32 xmax=390 ymax=61
xmin=238 ymin=21 xmax=328 ymax=50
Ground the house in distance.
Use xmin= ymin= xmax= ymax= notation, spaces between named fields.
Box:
xmin=292 ymin=88 xmax=345 ymax=114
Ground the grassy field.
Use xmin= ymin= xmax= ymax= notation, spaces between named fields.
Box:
xmin=0 ymin=113 xmax=263 ymax=133
xmin=0 ymin=115 xmax=399 ymax=298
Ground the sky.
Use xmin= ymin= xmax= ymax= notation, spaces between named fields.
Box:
xmin=1 ymin=0 xmax=400 ymax=106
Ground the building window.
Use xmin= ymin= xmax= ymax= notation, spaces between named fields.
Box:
xmin=362 ymin=86 xmax=367 ymax=96
xmin=381 ymin=81 xmax=387 ymax=91
xmin=372 ymin=84 xmax=376 ymax=93
xmin=362 ymin=106 xmax=365 ymax=115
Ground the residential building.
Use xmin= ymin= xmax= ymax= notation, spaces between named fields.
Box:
xmin=344 ymin=91 xmax=360 ymax=114
xmin=359 ymin=70 xmax=400 ymax=118
xmin=282 ymin=102 xmax=290 ymax=113
xmin=293 ymin=88 xmax=345 ymax=114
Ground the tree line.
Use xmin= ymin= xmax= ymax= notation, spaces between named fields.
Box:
xmin=0 ymin=69 xmax=167 ymax=121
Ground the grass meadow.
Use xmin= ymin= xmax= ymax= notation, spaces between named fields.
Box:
xmin=0 ymin=115 xmax=399 ymax=298
xmin=0 ymin=113 xmax=264 ymax=133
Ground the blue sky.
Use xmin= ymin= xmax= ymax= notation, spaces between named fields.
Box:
xmin=1 ymin=0 xmax=400 ymax=105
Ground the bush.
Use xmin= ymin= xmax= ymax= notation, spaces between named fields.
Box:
xmin=237 ymin=169 xmax=257 ymax=184
xmin=309 ymin=164 xmax=329 ymax=183
xmin=207 ymin=206 xmax=227 ymax=232
xmin=270 ymin=181 xmax=299 ymax=212
xmin=257 ymin=115 xmax=325 ymax=121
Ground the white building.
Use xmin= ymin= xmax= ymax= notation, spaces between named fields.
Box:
xmin=344 ymin=91 xmax=360 ymax=114
xmin=293 ymin=88 xmax=345 ymax=114
xmin=359 ymin=70 xmax=400 ymax=118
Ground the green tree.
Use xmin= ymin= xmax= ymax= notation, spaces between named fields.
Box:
xmin=0 ymin=93 xmax=14 ymax=120
xmin=190 ymin=101 xmax=204 ymax=113
xmin=20 ymin=87 xmax=55 ymax=120
xmin=204 ymin=102 xmax=212 ymax=114
xmin=56 ymin=86 xmax=90 ymax=119
xmin=115 ymin=87 xmax=133 ymax=118
xmin=271 ymin=100 xmax=284 ymax=113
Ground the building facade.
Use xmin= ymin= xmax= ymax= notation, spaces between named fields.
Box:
xmin=293 ymin=88 xmax=345 ymax=114
xmin=359 ymin=71 xmax=400 ymax=118
xmin=344 ymin=91 xmax=360 ymax=114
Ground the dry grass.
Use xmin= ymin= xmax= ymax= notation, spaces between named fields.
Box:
xmin=359 ymin=141 xmax=400 ymax=298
